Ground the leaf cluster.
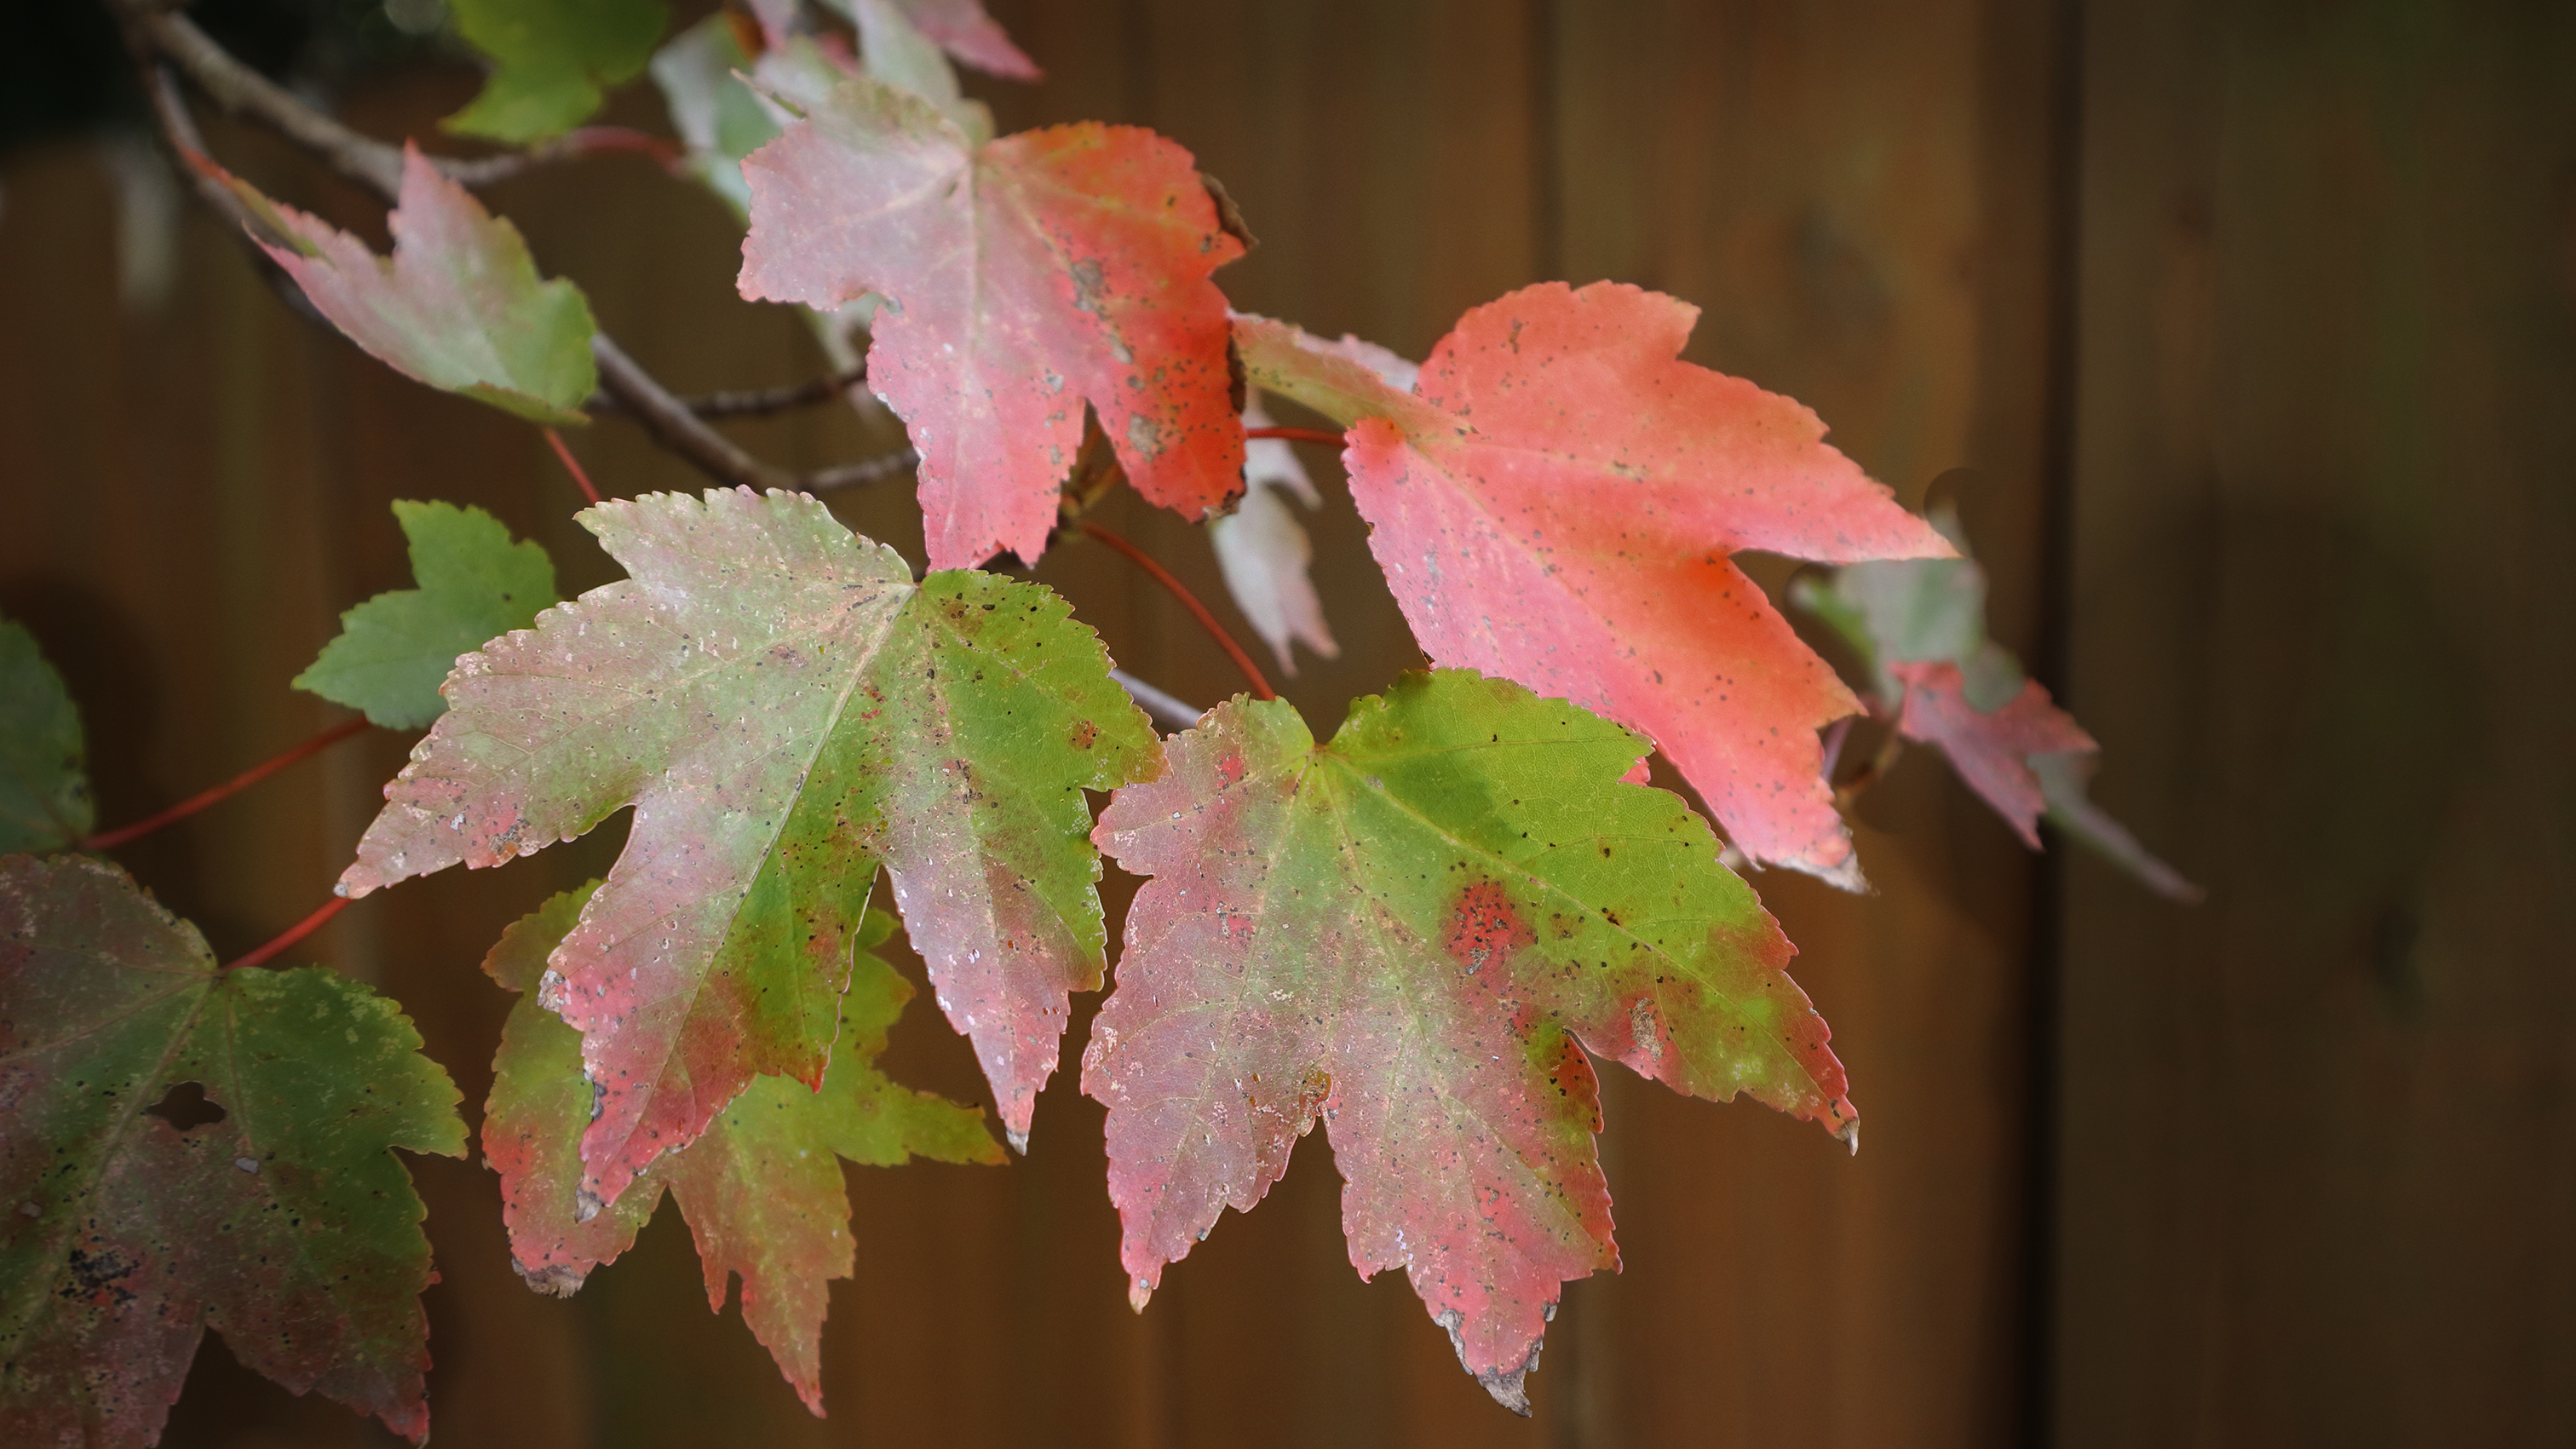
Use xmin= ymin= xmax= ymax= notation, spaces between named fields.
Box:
xmin=0 ymin=1 xmax=2199 ymax=1439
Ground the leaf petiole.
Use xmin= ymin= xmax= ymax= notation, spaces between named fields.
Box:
xmin=543 ymin=427 xmax=603 ymax=506
xmin=1078 ymin=521 xmax=1276 ymax=701
xmin=1245 ymin=424 xmax=1344 ymax=446
xmin=226 ymin=894 xmax=352 ymax=971
xmin=82 ymin=717 xmax=371 ymax=852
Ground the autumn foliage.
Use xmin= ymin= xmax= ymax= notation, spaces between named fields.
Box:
xmin=0 ymin=1 xmax=2192 ymax=1442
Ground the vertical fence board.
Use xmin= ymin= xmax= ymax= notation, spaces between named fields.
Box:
xmin=1550 ymin=4 xmax=2060 ymax=1446
xmin=2056 ymin=3 xmax=2576 ymax=1443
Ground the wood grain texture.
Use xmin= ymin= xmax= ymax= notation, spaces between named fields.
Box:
xmin=2053 ymin=2 xmax=2576 ymax=1443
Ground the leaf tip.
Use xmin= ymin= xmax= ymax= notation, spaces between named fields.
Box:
xmin=515 ymin=1258 xmax=589 ymax=1298
xmin=1128 ymin=1278 xmax=1153 ymax=1314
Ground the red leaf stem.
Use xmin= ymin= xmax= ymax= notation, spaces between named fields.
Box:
xmin=82 ymin=717 xmax=371 ymax=852
xmin=558 ymin=125 xmax=686 ymax=170
xmin=544 ymin=427 xmax=603 ymax=506
xmin=225 ymin=894 xmax=352 ymax=971
xmin=1077 ymin=521 xmax=1276 ymax=701
xmin=1244 ymin=425 xmax=1346 ymax=446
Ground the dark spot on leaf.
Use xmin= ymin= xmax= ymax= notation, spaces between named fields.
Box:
xmin=143 ymin=1081 xmax=226 ymax=1133
xmin=64 ymin=1246 xmax=141 ymax=1306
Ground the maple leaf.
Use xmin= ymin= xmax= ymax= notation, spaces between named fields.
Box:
xmin=1236 ymin=284 xmax=1954 ymax=888
xmin=1210 ymin=400 xmax=1339 ymax=676
xmin=1796 ymin=507 xmax=2200 ymax=900
xmin=295 ymin=501 xmax=560 ymax=730
xmin=0 ymin=855 xmax=464 ymax=1447
xmin=202 ymin=144 xmax=600 ymax=425
xmin=1086 ymin=670 xmax=1853 ymax=1412
xmin=338 ymin=488 xmax=1154 ymax=1208
xmin=849 ymin=0 xmax=1041 ymax=80
xmin=445 ymin=0 xmax=671 ymax=143
xmin=0 ymin=619 xmax=91 ymax=852
xmin=480 ymin=884 xmax=998 ymax=1413
xmin=737 ymin=71 xmax=1246 ymax=569
xmin=650 ymin=15 xmax=778 ymax=218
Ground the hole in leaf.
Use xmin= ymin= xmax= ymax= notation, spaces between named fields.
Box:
xmin=143 ymin=1081 xmax=227 ymax=1132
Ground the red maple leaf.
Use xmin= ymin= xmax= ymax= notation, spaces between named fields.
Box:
xmin=739 ymin=72 xmax=1245 ymax=568
xmin=1239 ymin=284 xmax=1953 ymax=885
xmin=1087 ymin=672 xmax=1853 ymax=1411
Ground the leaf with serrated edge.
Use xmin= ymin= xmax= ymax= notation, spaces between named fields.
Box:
xmin=199 ymin=144 xmax=599 ymax=424
xmin=295 ymin=501 xmax=560 ymax=730
xmin=446 ymin=0 xmax=670 ymax=142
xmin=481 ymin=884 xmax=998 ymax=1413
xmin=739 ymin=72 xmax=1244 ymax=568
xmin=0 ymin=619 xmax=92 ymax=851
xmin=340 ymin=488 xmax=1153 ymax=1207
xmin=1085 ymin=670 xmax=1852 ymax=1413
xmin=1236 ymin=285 xmax=1953 ymax=888
xmin=0 ymin=855 xmax=464 ymax=1447
xmin=1795 ymin=504 xmax=2199 ymax=900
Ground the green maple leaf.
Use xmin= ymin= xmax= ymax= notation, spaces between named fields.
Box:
xmin=1086 ymin=670 xmax=1854 ymax=1412
xmin=294 ymin=501 xmax=560 ymax=730
xmin=480 ymin=883 xmax=1000 ymax=1413
xmin=0 ymin=855 xmax=464 ymax=1446
xmin=446 ymin=0 xmax=672 ymax=143
xmin=199 ymin=144 xmax=600 ymax=424
xmin=338 ymin=487 xmax=1155 ymax=1210
xmin=0 ymin=618 xmax=92 ymax=852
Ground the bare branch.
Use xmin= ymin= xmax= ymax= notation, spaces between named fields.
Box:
xmin=589 ymin=336 xmax=798 ymax=491
xmin=805 ymin=448 xmax=918 ymax=493
xmin=114 ymin=3 xmax=641 ymax=198
xmin=588 ymin=367 xmax=874 ymax=422
xmin=141 ymin=63 xmax=331 ymax=326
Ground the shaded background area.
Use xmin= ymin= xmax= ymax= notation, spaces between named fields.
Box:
xmin=3 ymin=0 xmax=2571 ymax=1444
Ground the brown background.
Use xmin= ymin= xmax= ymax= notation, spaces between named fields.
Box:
xmin=3 ymin=0 xmax=2571 ymax=1444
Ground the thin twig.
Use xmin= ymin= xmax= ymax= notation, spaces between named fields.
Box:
xmin=83 ymin=718 xmax=371 ymax=852
xmin=543 ymin=427 xmax=603 ymax=505
xmin=1078 ymin=521 xmax=1275 ymax=702
xmin=589 ymin=335 xmax=796 ymax=492
xmin=1110 ymin=669 xmax=1204 ymax=732
xmin=227 ymin=896 xmax=352 ymax=971
xmin=1245 ymin=425 xmax=1346 ymax=446
xmin=591 ymin=367 xmax=873 ymax=421
xmin=805 ymin=448 xmax=918 ymax=493
xmin=117 ymin=4 xmax=659 ymax=195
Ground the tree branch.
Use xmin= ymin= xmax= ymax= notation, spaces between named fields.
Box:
xmin=805 ymin=447 xmax=918 ymax=493
xmin=590 ymin=367 xmax=874 ymax=421
xmin=115 ymin=3 xmax=655 ymax=196
xmin=588 ymin=335 xmax=798 ymax=491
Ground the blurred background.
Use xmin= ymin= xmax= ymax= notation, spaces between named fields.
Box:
xmin=4 ymin=1 xmax=2573 ymax=1444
